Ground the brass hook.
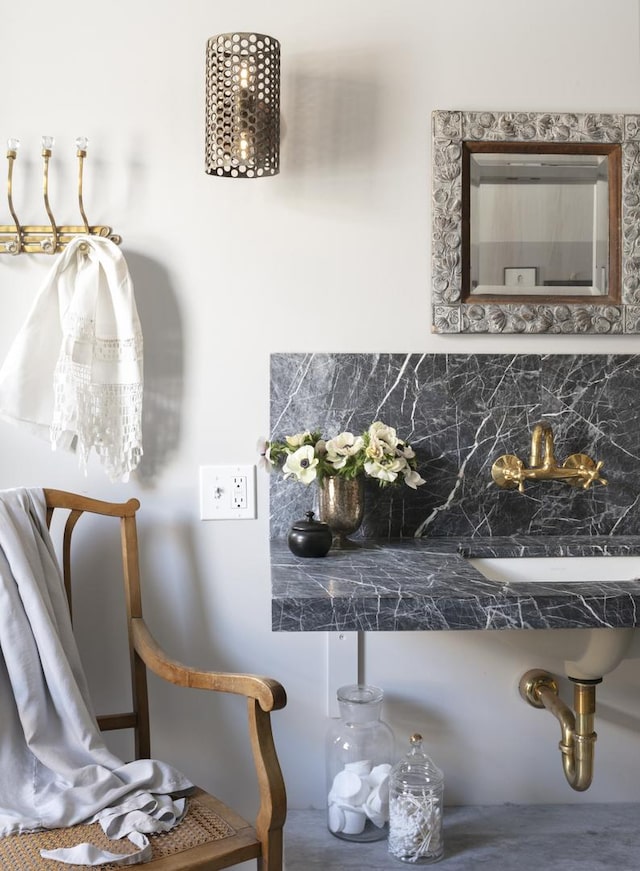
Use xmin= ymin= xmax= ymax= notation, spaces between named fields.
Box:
xmin=75 ymin=136 xmax=90 ymax=234
xmin=41 ymin=135 xmax=58 ymax=254
xmin=5 ymin=138 xmax=22 ymax=254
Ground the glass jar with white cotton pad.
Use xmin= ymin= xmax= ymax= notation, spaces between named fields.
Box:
xmin=326 ymin=684 xmax=395 ymax=842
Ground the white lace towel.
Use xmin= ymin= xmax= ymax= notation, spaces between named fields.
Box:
xmin=0 ymin=236 xmax=143 ymax=482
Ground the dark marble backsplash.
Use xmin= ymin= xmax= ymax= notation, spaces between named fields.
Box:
xmin=269 ymin=354 xmax=640 ymax=540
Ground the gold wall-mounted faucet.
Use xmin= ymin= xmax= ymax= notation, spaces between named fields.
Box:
xmin=492 ymin=421 xmax=607 ymax=493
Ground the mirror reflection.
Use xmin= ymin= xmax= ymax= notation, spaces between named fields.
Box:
xmin=468 ymin=151 xmax=611 ymax=297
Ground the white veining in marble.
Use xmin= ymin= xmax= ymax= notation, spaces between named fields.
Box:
xmin=271 ymin=538 xmax=640 ymax=632
xmin=271 ymin=354 xmax=640 ymax=541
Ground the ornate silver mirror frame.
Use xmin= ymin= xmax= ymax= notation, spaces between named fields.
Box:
xmin=432 ymin=110 xmax=640 ymax=334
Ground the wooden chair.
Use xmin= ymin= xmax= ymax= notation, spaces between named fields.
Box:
xmin=0 ymin=489 xmax=287 ymax=871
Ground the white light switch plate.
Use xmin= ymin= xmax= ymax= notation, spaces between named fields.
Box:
xmin=199 ymin=464 xmax=256 ymax=520
xmin=326 ymin=632 xmax=359 ymax=717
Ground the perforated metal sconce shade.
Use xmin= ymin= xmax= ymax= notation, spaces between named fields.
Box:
xmin=205 ymin=32 xmax=280 ymax=178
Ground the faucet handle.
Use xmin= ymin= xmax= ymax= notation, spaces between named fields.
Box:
xmin=563 ymin=454 xmax=607 ymax=489
xmin=585 ymin=459 xmax=608 ymax=490
xmin=491 ymin=454 xmax=526 ymax=491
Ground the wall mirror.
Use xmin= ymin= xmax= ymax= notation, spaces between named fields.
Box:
xmin=431 ymin=111 xmax=640 ymax=334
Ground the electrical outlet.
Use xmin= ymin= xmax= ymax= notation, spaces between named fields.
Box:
xmin=200 ymin=464 xmax=256 ymax=520
xmin=232 ymin=475 xmax=247 ymax=509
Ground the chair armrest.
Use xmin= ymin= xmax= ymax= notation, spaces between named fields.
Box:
xmin=130 ymin=617 xmax=286 ymax=713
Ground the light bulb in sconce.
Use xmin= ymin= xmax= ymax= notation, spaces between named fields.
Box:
xmin=235 ymin=130 xmax=253 ymax=163
xmin=75 ymin=136 xmax=89 ymax=154
xmin=231 ymin=58 xmax=256 ymax=165
xmin=234 ymin=60 xmax=256 ymax=163
xmin=41 ymin=135 xmax=55 ymax=153
xmin=6 ymin=138 xmax=20 ymax=157
xmin=238 ymin=59 xmax=253 ymax=91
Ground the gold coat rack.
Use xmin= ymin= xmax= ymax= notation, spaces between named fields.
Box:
xmin=0 ymin=136 xmax=121 ymax=255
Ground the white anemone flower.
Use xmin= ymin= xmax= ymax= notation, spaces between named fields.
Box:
xmin=364 ymin=461 xmax=396 ymax=483
xmin=283 ymin=445 xmax=318 ymax=484
xmin=325 ymin=432 xmax=365 ymax=469
xmin=285 ymin=431 xmax=312 ymax=448
xmin=403 ymin=468 xmax=426 ymax=489
xmin=396 ymin=440 xmax=416 ymax=460
xmin=365 ymin=435 xmax=385 ymax=461
xmin=256 ymin=437 xmax=274 ymax=472
xmin=366 ymin=422 xmax=398 ymax=462
xmin=364 ymin=458 xmax=405 ymax=483
xmin=368 ymin=422 xmax=398 ymax=449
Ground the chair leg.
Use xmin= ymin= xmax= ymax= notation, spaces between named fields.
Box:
xmin=257 ymin=828 xmax=283 ymax=871
xmin=248 ymin=700 xmax=286 ymax=871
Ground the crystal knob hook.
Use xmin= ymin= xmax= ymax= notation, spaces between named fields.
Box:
xmin=5 ymin=138 xmax=22 ymax=254
xmin=40 ymin=135 xmax=58 ymax=254
xmin=75 ymin=136 xmax=90 ymax=233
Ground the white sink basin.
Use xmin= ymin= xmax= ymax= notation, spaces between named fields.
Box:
xmin=468 ymin=556 xmax=640 ymax=584
xmin=467 ymin=556 xmax=640 ymax=679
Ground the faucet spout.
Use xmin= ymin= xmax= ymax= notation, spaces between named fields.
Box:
xmin=529 ymin=421 xmax=557 ymax=469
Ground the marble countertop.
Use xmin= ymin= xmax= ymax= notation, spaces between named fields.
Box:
xmin=271 ymin=536 xmax=640 ymax=632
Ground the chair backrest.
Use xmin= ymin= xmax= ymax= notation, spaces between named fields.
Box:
xmin=43 ymin=488 xmax=152 ymax=760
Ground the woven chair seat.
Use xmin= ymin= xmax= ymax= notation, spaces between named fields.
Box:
xmin=0 ymin=793 xmax=240 ymax=870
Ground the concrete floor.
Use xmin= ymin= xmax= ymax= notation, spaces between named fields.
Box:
xmin=283 ymin=804 xmax=640 ymax=870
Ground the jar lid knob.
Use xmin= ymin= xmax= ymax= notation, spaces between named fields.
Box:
xmin=305 ymin=511 xmax=315 ymax=521
xmin=407 ymin=733 xmax=426 ymax=759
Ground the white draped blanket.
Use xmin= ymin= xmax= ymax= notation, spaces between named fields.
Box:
xmin=0 ymin=237 xmax=143 ymax=482
xmin=0 ymin=488 xmax=193 ymax=865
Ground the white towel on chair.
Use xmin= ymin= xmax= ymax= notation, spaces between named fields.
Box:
xmin=0 ymin=236 xmax=143 ymax=482
xmin=0 ymin=487 xmax=193 ymax=865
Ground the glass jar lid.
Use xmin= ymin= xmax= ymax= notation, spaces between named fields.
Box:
xmin=391 ymin=733 xmax=444 ymax=788
xmin=337 ymin=684 xmax=384 ymax=705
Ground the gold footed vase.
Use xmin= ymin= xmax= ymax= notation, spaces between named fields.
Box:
xmin=318 ymin=476 xmax=364 ymax=549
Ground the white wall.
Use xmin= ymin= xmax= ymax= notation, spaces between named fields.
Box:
xmin=2 ymin=0 xmax=640 ymax=821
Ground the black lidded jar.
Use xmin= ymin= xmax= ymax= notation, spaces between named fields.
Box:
xmin=288 ymin=511 xmax=333 ymax=558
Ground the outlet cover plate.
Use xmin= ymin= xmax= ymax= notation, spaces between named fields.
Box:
xmin=200 ymin=464 xmax=256 ymax=520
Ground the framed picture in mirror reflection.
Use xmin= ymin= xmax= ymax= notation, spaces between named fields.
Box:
xmin=504 ymin=267 xmax=537 ymax=288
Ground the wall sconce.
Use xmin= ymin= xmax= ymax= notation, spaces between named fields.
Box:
xmin=205 ymin=32 xmax=280 ymax=178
